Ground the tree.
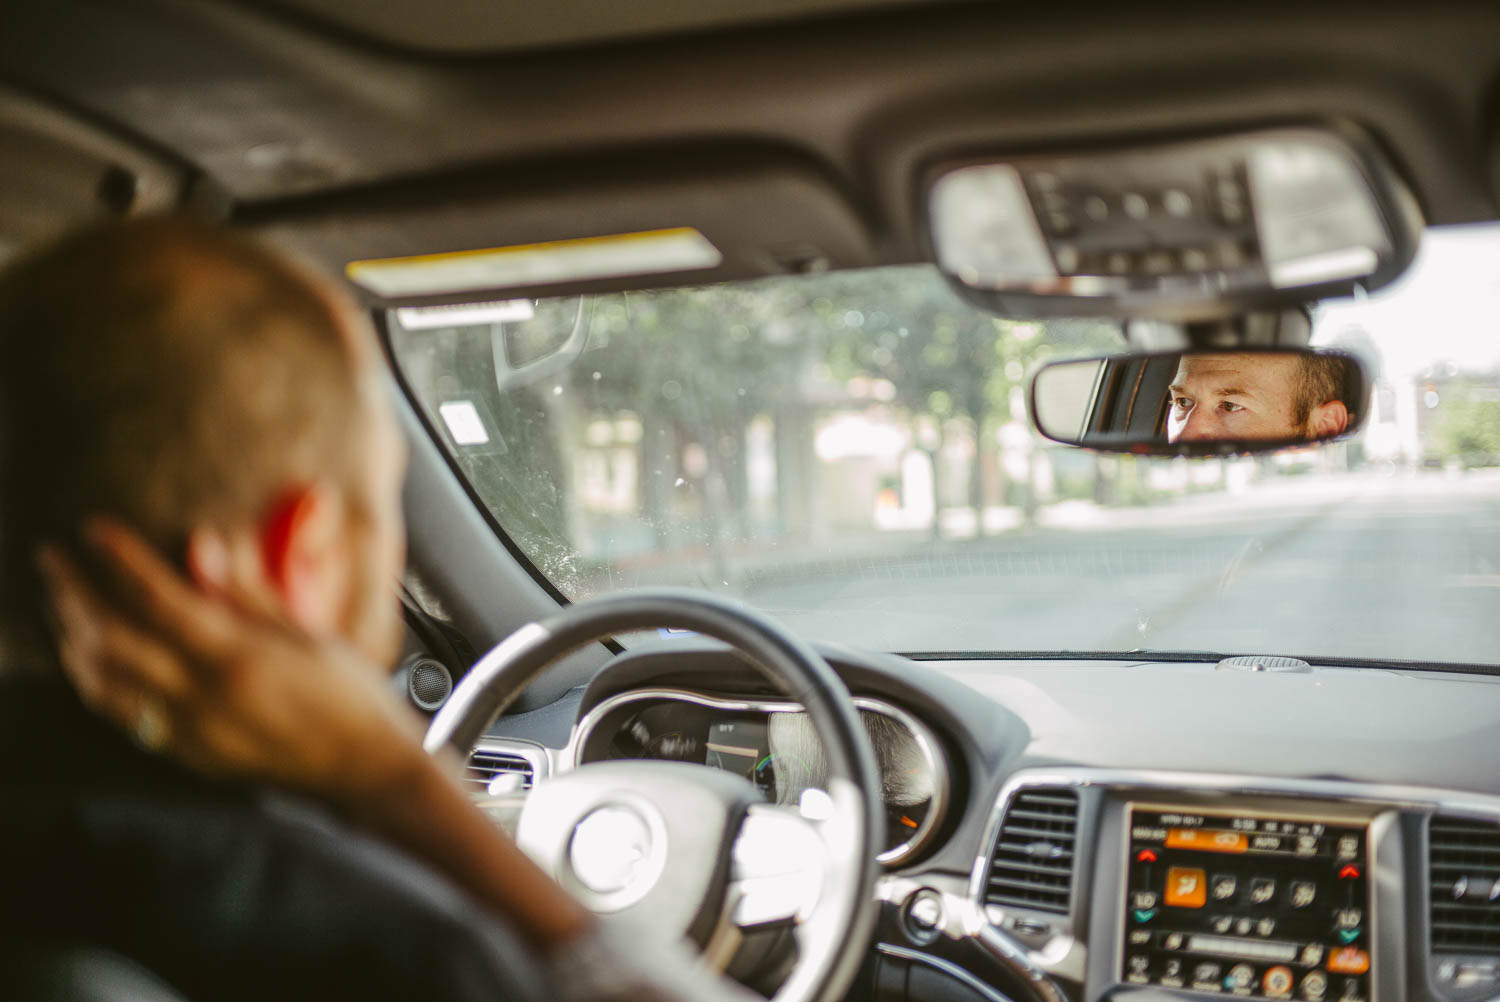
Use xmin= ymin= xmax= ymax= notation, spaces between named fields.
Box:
xmin=1434 ymin=383 xmax=1500 ymax=467
xmin=818 ymin=269 xmax=1122 ymax=533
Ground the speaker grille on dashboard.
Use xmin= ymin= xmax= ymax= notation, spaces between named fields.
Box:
xmin=408 ymin=658 xmax=452 ymax=711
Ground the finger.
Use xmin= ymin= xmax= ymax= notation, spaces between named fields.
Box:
xmin=57 ymin=639 xmax=188 ymax=757
xmin=81 ymin=518 xmax=240 ymax=660
xmin=37 ymin=545 xmax=102 ymax=655
xmin=186 ymin=527 xmax=294 ymax=630
xmin=38 ymin=545 xmax=111 ymax=703
xmin=38 ymin=545 xmax=199 ymax=703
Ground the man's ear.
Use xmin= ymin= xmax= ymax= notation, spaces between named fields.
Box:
xmin=1308 ymin=400 xmax=1350 ymax=439
xmin=256 ymin=484 xmax=351 ymax=632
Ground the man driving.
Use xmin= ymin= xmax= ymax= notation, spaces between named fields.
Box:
xmin=0 ymin=217 xmax=757 ymax=1002
xmin=1165 ymin=351 xmax=1352 ymax=444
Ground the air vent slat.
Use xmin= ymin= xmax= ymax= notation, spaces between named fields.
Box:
xmin=1429 ymin=816 xmax=1500 ymax=956
xmin=995 ymin=824 xmax=1077 ymax=842
xmin=990 ymin=852 xmax=1074 ymax=864
xmin=984 ymin=787 xmax=1080 ymax=916
xmin=1433 ymin=920 xmax=1500 ymax=934
xmin=995 ymin=840 xmax=1075 ymax=859
xmin=1006 ymin=807 xmax=1076 ymax=823
xmin=990 ymin=878 xmax=1070 ymax=895
xmin=464 ymin=748 xmax=536 ymax=791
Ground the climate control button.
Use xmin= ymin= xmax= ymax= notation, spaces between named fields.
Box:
xmin=1227 ymin=964 xmax=1256 ymax=990
xmin=1263 ymin=965 xmax=1295 ymax=998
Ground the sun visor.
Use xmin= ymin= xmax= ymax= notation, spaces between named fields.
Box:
xmin=248 ymin=154 xmax=876 ymax=306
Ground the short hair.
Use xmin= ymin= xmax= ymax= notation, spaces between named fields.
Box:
xmin=0 ymin=216 xmax=364 ymax=660
xmin=1292 ymin=353 xmax=1348 ymax=425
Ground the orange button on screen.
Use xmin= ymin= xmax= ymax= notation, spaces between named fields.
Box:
xmin=1164 ymin=866 xmax=1208 ymax=908
xmin=1165 ymin=828 xmax=1249 ymax=853
xmin=1328 ymin=948 xmax=1370 ymax=975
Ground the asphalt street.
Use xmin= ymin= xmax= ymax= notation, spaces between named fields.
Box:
xmin=740 ymin=470 xmax=1500 ymax=667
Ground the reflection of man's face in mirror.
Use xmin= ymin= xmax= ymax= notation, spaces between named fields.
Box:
xmin=1166 ymin=352 xmax=1351 ymax=444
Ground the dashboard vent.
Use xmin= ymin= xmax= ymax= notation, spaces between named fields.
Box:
xmin=464 ymin=748 xmax=535 ymax=792
xmin=984 ymin=787 xmax=1080 ymax=915
xmin=1429 ymin=816 xmax=1500 ymax=954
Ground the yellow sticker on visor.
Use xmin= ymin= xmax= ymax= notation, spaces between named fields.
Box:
xmin=345 ymin=227 xmax=722 ymax=298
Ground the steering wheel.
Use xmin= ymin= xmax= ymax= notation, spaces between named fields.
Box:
xmin=423 ymin=589 xmax=884 ymax=1002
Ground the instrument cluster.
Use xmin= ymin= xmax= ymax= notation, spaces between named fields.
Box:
xmin=574 ymin=690 xmax=949 ymax=864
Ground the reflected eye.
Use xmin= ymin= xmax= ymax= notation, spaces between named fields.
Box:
xmin=1219 ymin=401 xmax=1246 ymax=413
xmin=1172 ymin=396 xmax=1194 ymax=412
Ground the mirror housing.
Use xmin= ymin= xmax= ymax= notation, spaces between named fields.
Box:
xmin=1029 ymin=347 xmax=1371 ymax=456
xmin=927 ymin=126 xmax=1422 ymax=321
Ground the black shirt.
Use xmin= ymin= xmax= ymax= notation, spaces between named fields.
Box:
xmin=0 ymin=675 xmax=545 ymax=1002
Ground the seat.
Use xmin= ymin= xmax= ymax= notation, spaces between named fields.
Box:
xmin=0 ymin=942 xmax=190 ymax=1002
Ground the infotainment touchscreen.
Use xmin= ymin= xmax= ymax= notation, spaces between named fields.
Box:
xmin=1123 ymin=806 xmax=1371 ymax=1002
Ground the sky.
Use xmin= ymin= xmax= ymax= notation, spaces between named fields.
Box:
xmin=1312 ymin=222 xmax=1500 ymax=379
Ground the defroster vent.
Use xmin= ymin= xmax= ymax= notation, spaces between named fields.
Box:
xmin=984 ymin=787 xmax=1080 ymax=915
xmin=465 ymin=748 xmax=535 ymax=792
xmin=1430 ymin=816 xmax=1500 ymax=954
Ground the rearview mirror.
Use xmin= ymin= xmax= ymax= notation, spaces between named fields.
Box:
xmin=1029 ymin=348 xmax=1370 ymax=456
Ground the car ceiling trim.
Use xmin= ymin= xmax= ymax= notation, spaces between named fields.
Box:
xmin=565 ymin=686 xmax=950 ymax=867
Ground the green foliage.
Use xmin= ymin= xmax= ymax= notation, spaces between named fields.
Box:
xmin=1433 ymin=384 xmax=1500 ymax=467
xmin=391 ymin=264 xmax=1136 ymax=565
xmin=555 ymin=268 xmax=1124 ymax=442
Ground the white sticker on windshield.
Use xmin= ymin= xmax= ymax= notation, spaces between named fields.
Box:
xmin=438 ymin=400 xmax=490 ymax=446
xmin=347 ymin=227 xmax=723 ymax=298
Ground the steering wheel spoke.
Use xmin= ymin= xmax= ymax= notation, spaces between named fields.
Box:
xmin=729 ymin=803 xmax=830 ymax=927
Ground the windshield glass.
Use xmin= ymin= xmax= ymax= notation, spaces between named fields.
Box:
xmin=388 ymin=224 xmax=1500 ymax=666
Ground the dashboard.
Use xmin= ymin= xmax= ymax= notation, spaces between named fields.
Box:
xmin=467 ymin=645 xmax=1500 ymax=1002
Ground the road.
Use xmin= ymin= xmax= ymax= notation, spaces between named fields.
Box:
xmin=736 ymin=470 xmax=1500 ymax=666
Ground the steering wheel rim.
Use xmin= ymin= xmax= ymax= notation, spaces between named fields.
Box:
xmin=424 ymin=588 xmax=884 ymax=1002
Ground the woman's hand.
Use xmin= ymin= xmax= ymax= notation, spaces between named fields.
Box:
xmin=36 ymin=519 xmax=429 ymax=804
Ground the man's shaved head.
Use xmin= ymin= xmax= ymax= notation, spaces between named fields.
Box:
xmin=0 ymin=216 xmax=374 ymax=657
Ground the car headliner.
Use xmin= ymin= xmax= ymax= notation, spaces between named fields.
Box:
xmin=260 ymin=0 xmax=952 ymax=54
xmin=2 ymin=0 xmax=1500 ymax=304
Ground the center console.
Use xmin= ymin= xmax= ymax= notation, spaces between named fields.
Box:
xmin=1121 ymin=805 xmax=1373 ymax=1002
xmin=957 ymin=770 xmax=1429 ymax=1002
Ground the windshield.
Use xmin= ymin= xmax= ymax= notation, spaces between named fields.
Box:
xmin=389 ymin=224 xmax=1500 ymax=666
